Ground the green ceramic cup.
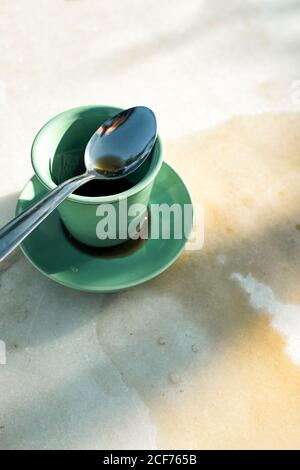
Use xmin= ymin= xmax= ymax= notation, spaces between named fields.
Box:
xmin=31 ymin=105 xmax=163 ymax=248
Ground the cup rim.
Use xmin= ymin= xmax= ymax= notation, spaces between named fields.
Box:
xmin=31 ymin=105 xmax=163 ymax=205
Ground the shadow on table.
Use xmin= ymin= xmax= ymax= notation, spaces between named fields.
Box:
xmin=0 ymin=187 xmax=105 ymax=350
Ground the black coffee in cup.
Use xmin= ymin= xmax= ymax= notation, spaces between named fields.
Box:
xmin=51 ymin=147 xmax=152 ymax=197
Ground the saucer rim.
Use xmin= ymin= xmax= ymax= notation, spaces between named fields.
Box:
xmin=17 ymin=162 xmax=193 ymax=293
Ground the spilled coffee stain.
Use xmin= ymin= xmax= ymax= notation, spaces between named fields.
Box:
xmin=97 ymin=113 xmax=300 ymax=449
xmin=62 ymin=210 xmax=150 ymax=259
xmin=63 ymin=223 xmax=146 ymax=259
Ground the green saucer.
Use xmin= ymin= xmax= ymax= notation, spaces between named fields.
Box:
xmin=16 ymin=163 xmax=193 ymax=292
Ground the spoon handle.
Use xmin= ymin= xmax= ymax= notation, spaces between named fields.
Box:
xmin=0 ymin=173 xmax=95 ymax=262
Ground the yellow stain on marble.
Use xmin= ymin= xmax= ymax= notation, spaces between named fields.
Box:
xmin=153 ymin=113 xmax=300 ymax=448
xmin=166 ymin=112 xmax=300 ymax=302
xmin=96 ymin=113 xmax=300 ymax=449
xmin=154 ymin=315 xmax=300 ymax=449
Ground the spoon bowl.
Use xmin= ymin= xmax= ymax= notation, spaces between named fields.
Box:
xmin=85 ymin=106 xmax=157 ymax=178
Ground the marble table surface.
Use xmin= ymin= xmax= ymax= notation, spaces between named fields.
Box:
xmin=1 ymin=0 xmax=300 ymax=449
